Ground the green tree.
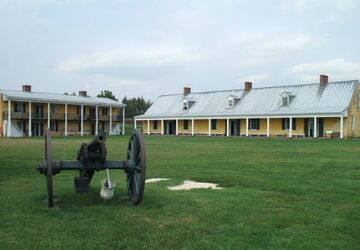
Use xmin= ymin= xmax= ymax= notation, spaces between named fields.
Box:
xmin=97 ymin=90 xmax=118 ymax=101
xmin=121 ymin=96 xmax=152 ymax=118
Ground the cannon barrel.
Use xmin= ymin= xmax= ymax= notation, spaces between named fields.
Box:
xmin=90 ymin=132 xmax=107 ymax=145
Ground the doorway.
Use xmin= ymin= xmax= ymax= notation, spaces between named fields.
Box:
xmin=230 ymin=119 xmax=240 ymax=136
xmin=304 ymin=118 xmax=324 ymax=137
xmin=32 ymin=122 xmax=44 ymax=136
xmin=165 ymin=120 xmax=176 ymax=135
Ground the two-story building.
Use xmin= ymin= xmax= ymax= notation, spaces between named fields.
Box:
xmin=0 ymin=85 xmax=125 ymax=137
xmin=135 ymin=75 xmax=360 ymax=139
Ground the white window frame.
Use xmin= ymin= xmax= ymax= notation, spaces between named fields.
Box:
xmin=182 ymin=100 xmax=188 ymax=111
xmin=351 ymin=116 xmax=356 ymax=131
xmin=227 ymin=97 xmax=234 ymax=109
xmin=281 ymin=96 xmax=289 ymax=106
xmin=249 ymin=119 xmax=259 ymax=130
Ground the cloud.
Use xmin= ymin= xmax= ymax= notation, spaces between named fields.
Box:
xmin=283 ymin=0 xmax=360 ymax=10
xmin=57 ymin=45 xmax=200 ymax=74
xmin=290 ymin=59 xmax=360 ymax=81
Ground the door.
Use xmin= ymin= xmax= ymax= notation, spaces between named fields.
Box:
xmin=35 ymin=105 xmax=44 ymax=118
xmin=230 ymin=119 xmax=240 ymax=136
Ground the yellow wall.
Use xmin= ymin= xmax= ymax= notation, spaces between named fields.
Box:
xmin=344 ymin=84 xmax=360 ymax=138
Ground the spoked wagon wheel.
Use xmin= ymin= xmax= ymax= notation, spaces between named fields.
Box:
xmin=126 ymin=129 xmax=146 ymax=205
xmin=45 ymin=129 xmax=54 ymax=208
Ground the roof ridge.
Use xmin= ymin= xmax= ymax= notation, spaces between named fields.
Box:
xmin=157 ymin=80 xmax=359 ymax=97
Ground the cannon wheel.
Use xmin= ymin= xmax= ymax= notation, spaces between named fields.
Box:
xmin=45 ymin=129 xmax=54 ymax=208
xmin=126 ymin=129 xmax=146 ymax=205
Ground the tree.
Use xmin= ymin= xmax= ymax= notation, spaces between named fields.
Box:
xmin=97 ymin=90 xmax=118 ymax=101
xmin=121 ymin=96 xmax=152 ymax=119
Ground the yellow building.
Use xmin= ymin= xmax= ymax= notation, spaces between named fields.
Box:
xmin=0 ymin=85 xmax=125 ymax=137
xmin=135 ymin=75 xmax=360 ymax=139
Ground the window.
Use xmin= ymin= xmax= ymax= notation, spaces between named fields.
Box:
xmin=211 ymin=119 xmax=217 ymax=130
xmin=76 ymin=106 xmax=81 ymax=114
xmin=50 ymin=104 xmax=56 ymax=113
xmin=184 ymin=120 xmax=189 ymax=130
xmin=282 ymin=118 xmax=296 ymax=130
xmin=182 ymin=100 xmax=188 ymax=111
xmin=102 ymin=108 xmax=108 ymax=116
xmin=227 ymin=98 xmax=234 ymax=109
xmin=153 ymin=120 xmax=158 ymax=129
xmin=14 ymin=102 xmax=25 ymax=112
xmin=281 ymin=96 xmax=289 ymax=106
xmin=249 ymin=119 xmax=260 ymax=130
xmin=351 ymin=116 xmax=356 ymax=131
xmin=50 ymin=121 xmax=58 ymax=132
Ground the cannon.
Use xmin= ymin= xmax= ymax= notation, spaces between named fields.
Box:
xmin=37 ymin=129 xmax=146 ymax=208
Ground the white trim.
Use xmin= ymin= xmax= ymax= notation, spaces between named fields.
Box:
xmin=176 ymin=119 xmax=179 ymax=136
xmin=135 ymin=114 xmax=347 ymax=120
xmin=64 ymin=104 xmax=68 ymax=136
xmin=81 ymin=105 xmax=84 ymax=136
xmin=266 ymin=117 xmax=270 ymax=137
xmin=191 ymin=119 xmax=194 ymax=136
xmin=226 ymin=118 xmax=230 ymax=136
xmin=47 ymin=103 xmax=50 ymax=129
xmin=161 ymin=119 xmax=164 ymax=135
xmin=95 ymin=105 xmax=99 ymax=135
xmin=109 ymin=107 xmax=112 ymax=135
xmin=7 ymin=100 xmax=11 ymax=137
xmin=147 ymin=120 xmax=150 ymax=135
xmin=122 ymin=107 xmax=125 ymax=135
xmin=208 ymin=119 xmax=211 ymax=136
xmin=246 ymin=118 xmax=249 ymax=137
xmin=314 ymin=117 xmax=317 ymax=138
xmin=340 ymin=116 xmax=344 ymax=139
xmin=289 ymin=117 xmax=293 ymax=138
xmin=134 ymin=119 xmax=137 ymax=129
xmin=28 ymin=101 xmax=32 ymax=137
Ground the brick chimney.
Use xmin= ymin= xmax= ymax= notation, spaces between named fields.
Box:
xmin=244 ymin=81 xmax=252 ymax=91
xmin=79 ymin=91 xmax=87 ymax=97
xmin=183 ymin=87 xmax=191 ymax=96
xmin=320 ymin=74 xmax=328 ymax=87
xmin=22 ymin=85 xmax=32 ymax=92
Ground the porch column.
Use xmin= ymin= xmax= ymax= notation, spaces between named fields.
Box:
xmin=147 ymin=120 xmax=150 ymax=135
xmin=134 ymin=119 xmax=137 ymax=129
xmin=289 ymin=117 xmax=293 ymax=138
xmin=266 ymin=117 xmax=270 ymax=137
xmin=226 ymin=118 xmax=230 ymax=136
xmin=95 ymin=106 xmax=99 ymax=135
xmin=176 ymin=119 xmax=179 ymax=136
xmin=109 ymin=107 xmax=112 ymax=135
xmin=314 ymin=117 xmax=317 ymax=138
xmin=47 ymin=103 xmax=50 ymax=129
xmin=81 ymin=105 xmax=84 ymax=136
xmin=208 ymin=119 xmax=211 ymax=136
xmin=7 ymin=100 xmax=11 ymax=137
xmin=191 ymin=119 xmax=194 ymax=136
xmin=28 ymin=102 xmax=32 ymax=137
xmin=340 ymin=116 xmax=344 ymax=139
xmin=161 ymin=119 xmax=164 ymax=135
xmin=122 ymin=107 xmax=125 ymax=135
xmin=246 ymin=118 xmax=249 ymax=137
xmin=64 ymin=104 xmax=68 ymax=136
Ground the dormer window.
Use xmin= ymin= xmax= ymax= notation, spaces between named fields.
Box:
xmin=182 ymin=100 xmax=189 ymax=111
xmin=227 ymin=98 xmax=234 ymax=109
xmin=281 ymin=96 xmax=289 ymax=106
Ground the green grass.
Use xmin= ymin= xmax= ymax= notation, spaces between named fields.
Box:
xmin=0 ymin=136 xmax=360 ymax=249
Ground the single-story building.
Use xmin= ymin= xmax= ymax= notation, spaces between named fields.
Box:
xmin=134 ymin=75 xmax=360 ymax=139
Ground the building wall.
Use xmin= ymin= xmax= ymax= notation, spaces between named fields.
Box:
xmin=344 ymin=84 xmax=360 ymax=138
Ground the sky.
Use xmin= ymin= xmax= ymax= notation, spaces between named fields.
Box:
xmin=0 ymin=0 xmax=359 ymax=101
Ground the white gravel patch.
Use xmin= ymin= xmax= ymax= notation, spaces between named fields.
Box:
xmin=167 ymin=180 xmax=223 ymax=191
xmin=145 ymin=178 xmax=171 ymax=183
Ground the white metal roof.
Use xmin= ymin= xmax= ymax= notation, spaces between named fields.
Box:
xmin=0 ymin=89 xmax=125 ymax=107
xmin=136 ymin=80 xmax=359 ymax=119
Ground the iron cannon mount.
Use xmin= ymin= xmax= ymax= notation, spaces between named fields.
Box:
xmin=37 ymin=129 xmax=146 ymax=208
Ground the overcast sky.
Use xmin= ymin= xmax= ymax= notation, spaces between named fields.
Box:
xmin=0 ymin=0 xmax=359 ymax=101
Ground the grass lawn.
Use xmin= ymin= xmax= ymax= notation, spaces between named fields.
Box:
xmin=0 ymin=135 xmax=359 ymax=249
